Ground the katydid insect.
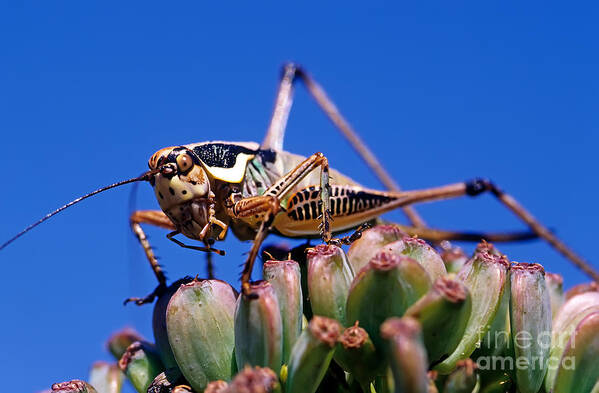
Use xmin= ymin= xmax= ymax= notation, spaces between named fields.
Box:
xmin=2 ymin=63 xmax=597 ymax=300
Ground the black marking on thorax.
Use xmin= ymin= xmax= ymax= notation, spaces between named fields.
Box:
xmin=193 ymin=143 xmax=258 ymax=168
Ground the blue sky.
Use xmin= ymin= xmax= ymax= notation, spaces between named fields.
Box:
xmin=1 ymin=2 xmax=598 ymax=391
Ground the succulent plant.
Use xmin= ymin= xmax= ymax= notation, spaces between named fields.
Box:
xmin=306 ymin=244 xmax=354 ymax=325
xmin=234 ymin=280 xmax=283 ymax=373
xmin=44 ymin=225 xmax=599 ymax=393
xmin=263 ymin=258 xmax=303 ymax=363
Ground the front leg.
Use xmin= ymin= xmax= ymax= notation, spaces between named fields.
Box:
xmin=229 ymin=195 xmax=281 ymax=296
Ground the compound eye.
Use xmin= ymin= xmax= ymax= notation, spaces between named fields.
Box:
xmin=176 ymin=152 xmax=193 ymax=172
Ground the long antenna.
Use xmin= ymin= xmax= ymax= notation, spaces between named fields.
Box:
xmin=0 ymin=171 xmax=156 ymax=251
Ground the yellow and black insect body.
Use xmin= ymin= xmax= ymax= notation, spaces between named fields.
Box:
xmin=2 ymin=63 xmax=597 ymax=300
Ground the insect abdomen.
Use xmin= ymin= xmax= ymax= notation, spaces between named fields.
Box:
xmin=286 ymin=185 xmax=394 ymax=221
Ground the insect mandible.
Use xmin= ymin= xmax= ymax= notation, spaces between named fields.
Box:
xmin=2 ymin=63 xmax=597 ymax=300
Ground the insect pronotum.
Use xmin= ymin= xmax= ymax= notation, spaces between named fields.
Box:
xmin=2 ymin=63 xmax=597 ymax=300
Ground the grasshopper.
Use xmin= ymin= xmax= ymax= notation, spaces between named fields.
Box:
xmin=2 ymin=63 xmax=597 ymax=300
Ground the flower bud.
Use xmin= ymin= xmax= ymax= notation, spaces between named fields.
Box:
xmin=509 ymin=263 xmax=552 ymax=393
xmin=118 ymin=341 xmax=164 ymax=393
xmin=545 ymin=291 xmax=599 ymax=391
xmin=564 ymin=281 xmax=599 ymax=301
xmin=261 ymin=243 xmax=292 ymax=262
xmin=307 ymin=245 xmax=354 ymax=325
xmin=263 ymin=259 xmax=303 ymax=363
xmin=153 ymin=277 xmax=193 ymax=369
xmin=380 ymin=317 xmax=429 ymax=393
xmin=546 ymin=272 xmax=565 ymax=320
xmin=106 ymin=328 xmax=144 ymax=361
xmin=382 ymin=237 xmax=446 ymax=281
xmin=346 ymin=252 xmax=431 ymax=351
xmin=435 ymin=251 xmax=510 ymax=374
xmin=166 ymin=279 xmax=237 ymax=392
xmin=442 ymin=359 xmax=478 ymax=393
xmin=347 ymin=225 xmax=406 ymax=273
xmin=204 ymin=380 xmax=228 ymax=393
xmin=286 ymin=316 xmax=341 ymax=393
xmin=235 ymin=281 xmax=283 ymax=373
xmin=226 ymin=366 xmax=281 ymax=393
xmin=549 ymin=311 xmax=599 ymax=393
xmin=51 ymin=380 xmax=97 ymax=393
xmin=89 ymin=362 xmax=123 ymax=393
xmin=439 ymin=241 xmax=468 ymax=274
xmin=147 ymin=368 xmax=184 ymax=393
xmin=404 ymin=276 xmax=472 ymax=364
xmin=334 ymin=322 xmax=382 ymax=390
xmin=474 ymin=240 xmax=504 ymax=257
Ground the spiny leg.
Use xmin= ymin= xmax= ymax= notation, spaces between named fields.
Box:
xmin=125 ymin=210 xmax=175 ymax=305
xmin=262 ymin=152 xmax=332 ymax=242
xmin=229 ymin=195 xmax=280 ymax=297
xmin=261 ymin=62 xmax=426 ymax=227
xmin=384 ymin=178 xmax=599 ymax=282
xmin=125 ymin=210 xmax=223 ymax=305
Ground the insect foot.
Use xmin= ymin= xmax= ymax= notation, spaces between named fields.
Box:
xmin=43 ymin=224 xmax=599 ymax=393
xmin=123 ymin=282 xmax=168 ymax=306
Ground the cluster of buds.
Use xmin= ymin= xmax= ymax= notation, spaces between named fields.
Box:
xmin=44 ymin=225 xmax=599 ymax=393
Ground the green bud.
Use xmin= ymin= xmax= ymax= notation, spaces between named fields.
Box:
xmin=442 ymin=359 xmax=478 ymax=393
xmin=286 ymin=316 xmax=341 ymax=393
xmin=307 ymin=244 xmax=354 ymax=325
xmin=439 ymin=241 xmax=468 ymax=274
xmin=235 ymin=281 xmax=283 ymax=373
xmin=204 ymin=380 xmax=228 ymax=393
xmin=118 ymin=341 xmax=164 ymax=393
xmin=564 ymin=281 xmax=599 ymax=301
xmin=473 ymin=262 xmax=511 ymax=361
xmin=106 ymin=328 xmax=144 ymax=361
xmin=546 ymin=272 xmax=565 ymax=320
xmin=380 ymin=317 xmax=429 ymax=393
xmin=226 ymin=366 xmax=281 ymax=393
xmin=166 ymin=279 xmax=237 ymax=392
xmin=509 ymin=263 xmax=552 ymax=393
xmin=435 ymin=250 xmax=510 ymax=374
xmin=153 ymin=277 xmax=193 ymax=369
xmin=545 ymin=291 xmax=599 ymax=391
xmin=51 ymin=380 xmax=97 ymax=393
xmin=550 ymin=311 xmax=599 ymax=393
xmin=334 ymin=322 xmax=382 ymax=390
xmin=346 ymin=251 xmax=431 ymax=351
xmin=263 ymin=259 xmax=303 ymax=363
xmin=404 ymin=276 xmax=472 ymax=364
xmin=382 ymin=237 xmax=447 ymax=281
xmin=89 ymin=361 xmax=123 ymax=393
xmin=147 ymin=367 xmax=184 ymax=393
xmin=347 ymin=225 xmax=406 ymax=273
xmin=261 ymin=243 xmax=292 ymax=262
